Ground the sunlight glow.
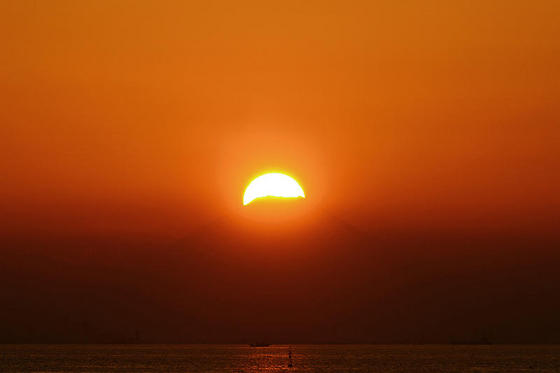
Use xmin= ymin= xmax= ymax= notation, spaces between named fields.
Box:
xmin=243 ymin=173 xmax=305 ymax=205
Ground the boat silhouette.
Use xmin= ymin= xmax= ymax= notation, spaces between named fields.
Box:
xmin=249 ymin=342 xmax=270 ymax=347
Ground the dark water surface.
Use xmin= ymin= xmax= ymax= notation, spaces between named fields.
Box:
xmin=1 ymin=344 xmax=559 ymax=372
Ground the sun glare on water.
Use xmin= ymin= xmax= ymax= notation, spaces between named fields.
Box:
xmin=243 ymin=173 xmax=305 ymax=206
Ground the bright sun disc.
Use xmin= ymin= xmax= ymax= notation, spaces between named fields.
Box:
xmin=243 ymin=173 xmax=305 ymax=206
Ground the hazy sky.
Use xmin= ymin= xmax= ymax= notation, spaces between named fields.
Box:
xmin=2 ymin=0 xmax=559 ymax=235
xmin=1 ymin=1 xmax=559 ymax=343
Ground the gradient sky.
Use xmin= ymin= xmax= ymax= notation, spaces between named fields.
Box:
xmin=1 ymin=0 xmax=559 ymax=343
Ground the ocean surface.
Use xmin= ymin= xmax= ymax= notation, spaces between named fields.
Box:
xmin=1 ymin=344 xmax=559 ymax=372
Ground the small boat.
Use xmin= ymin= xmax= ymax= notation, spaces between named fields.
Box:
xmin=249 ymin=342 xmax=270 ymax=347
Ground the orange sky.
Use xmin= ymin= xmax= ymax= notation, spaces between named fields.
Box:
xmin=1 ymin=0 xmax=559 ymax=236
xmin=2 ymin=0 xmax=560 ymax=345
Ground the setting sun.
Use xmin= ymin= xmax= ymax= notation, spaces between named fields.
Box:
xmin=3 ymin=0 xmax=559 ymax=365
xmin=243 ymin=173 xmax=305 ymax=206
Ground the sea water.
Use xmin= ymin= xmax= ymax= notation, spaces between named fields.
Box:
xmin=1 ymin=344 xmax=559 ymax=372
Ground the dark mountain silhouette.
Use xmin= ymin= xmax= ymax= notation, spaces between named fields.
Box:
xmin=1 ymin=201 xmax=560 ymax=343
